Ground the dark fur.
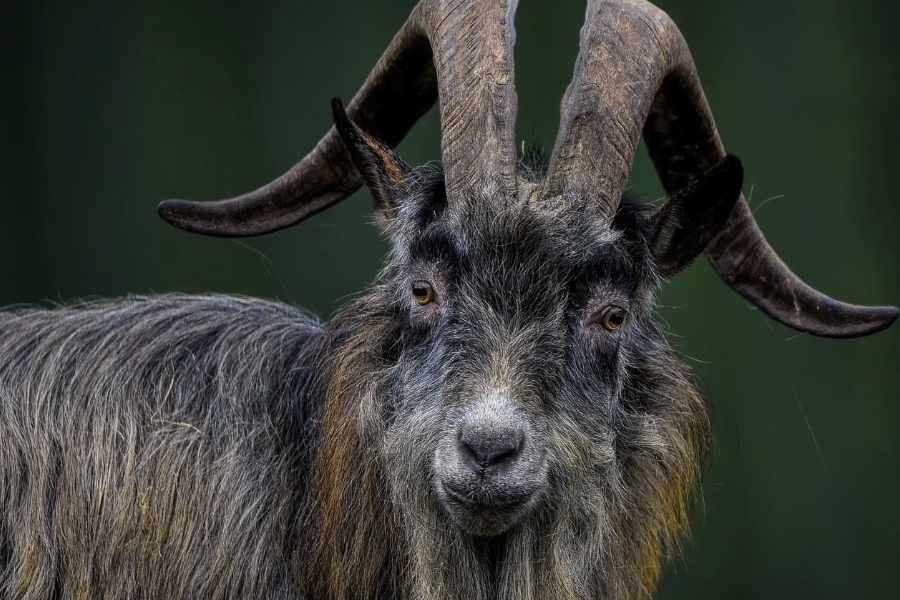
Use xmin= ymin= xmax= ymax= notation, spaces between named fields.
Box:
xmin=0 ymin=143 xmax=734 ymax=598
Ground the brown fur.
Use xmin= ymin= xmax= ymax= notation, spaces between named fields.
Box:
xmin=310 ymin=301 xmax=404 ymax=599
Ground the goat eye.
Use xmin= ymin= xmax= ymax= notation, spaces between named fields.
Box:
xmin=411 ymin=281 xmax=435 ymax=305
xmin=594 ymin=305 xmax=626 ymax=331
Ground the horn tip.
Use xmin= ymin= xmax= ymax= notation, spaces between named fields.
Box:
xmin=157 ymin=199 xmax=193 ymax=231
xmin=157 ymin=199 xmax=235 ymax=237
xmin=809 ymin=302 xmax=899 ymax=339
xmin=864 ymin=304 xmax=899 ymax=335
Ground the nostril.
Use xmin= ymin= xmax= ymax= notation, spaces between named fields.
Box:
xmin=485 ymin=441 xmax=518 ymax=466
xmin=459 ymin=429 xmax=523 ymax=471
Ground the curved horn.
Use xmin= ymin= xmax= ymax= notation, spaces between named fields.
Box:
xmin=159 ymin=0 xmax=519 ymax=238
xmin=543 ymin=0 xmax=896 ymax=338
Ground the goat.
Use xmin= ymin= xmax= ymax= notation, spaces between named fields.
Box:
xmin=1 ymin=0 xmax=897 ymax=598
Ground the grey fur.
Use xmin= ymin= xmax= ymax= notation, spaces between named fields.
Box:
xmin=0 ymin=156 xmax=722 ymax=599
xmin=0 ymin=296 xmax=321 ymax=599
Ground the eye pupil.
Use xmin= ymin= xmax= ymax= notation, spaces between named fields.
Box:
xmin=411 ymin=281 xmax=435 ymax=305
xmin=599 ymin=307 xmax=626 ymax=331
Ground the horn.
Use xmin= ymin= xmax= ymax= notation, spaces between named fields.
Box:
xmin=543 ymin=0 xmax=896 ymax=338
xmin=158 ymin=0 xmax=519 ymax=238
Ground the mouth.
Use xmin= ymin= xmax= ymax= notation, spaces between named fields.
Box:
xmin=442 ymin=482 xmax=530 ymax=509
xmin=439 ymin=482 xmax=534 ymax=536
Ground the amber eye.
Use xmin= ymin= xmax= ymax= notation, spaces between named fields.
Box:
xmin=411 ymin=280 xmax=435 ymax=305
xmin=598 ymin=306 xmax=626 ymax=331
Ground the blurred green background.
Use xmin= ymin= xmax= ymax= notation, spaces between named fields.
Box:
xmin=1 ymin=0 xmax=898 ymax=598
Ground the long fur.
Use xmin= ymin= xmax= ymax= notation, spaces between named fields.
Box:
xmin=0 ymin=163 xmax=713 ymax=599
xmin=0 ymin=296 xmax=320 ymax=599
xmin=300 ymin=192 xmax=710 ymax=600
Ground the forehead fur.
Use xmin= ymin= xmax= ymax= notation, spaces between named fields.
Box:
xmin=394 ymin=169 xmax=657 ymax=293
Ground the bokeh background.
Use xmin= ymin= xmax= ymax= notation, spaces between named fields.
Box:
xmin=1 ymin=0 xmax=898 ymax=598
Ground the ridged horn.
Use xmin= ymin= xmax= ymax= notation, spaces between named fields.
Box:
xmin=543 ymin=0 xmax=896 ymax=338
xmin=159 ymin=0 xmax=519 ymax=237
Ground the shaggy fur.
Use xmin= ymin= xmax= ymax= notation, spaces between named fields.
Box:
xmin=0 ymin=296 xmax=321 ymax=599
xmin=0 ymin=143 xmax=726 ymax=598
xmin=306 ymin=184 xmax=711 ymax=600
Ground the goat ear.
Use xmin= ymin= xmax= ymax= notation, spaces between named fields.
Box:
xmin=649 ymin=155 xmax=744 ymax=276
xmin=332 ymin=97 xmax=413 ymax=221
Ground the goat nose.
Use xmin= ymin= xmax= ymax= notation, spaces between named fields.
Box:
xmin=459 ymin=427 xmax=523 ymax=472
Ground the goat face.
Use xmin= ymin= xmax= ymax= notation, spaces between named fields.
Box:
xmin=390 ymin=198 xmax=641 ymax=538
xmin=388 ymin=199 xmax=649 ymax=537
xmin=331 ymin=102 xmax=742 ymax=545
